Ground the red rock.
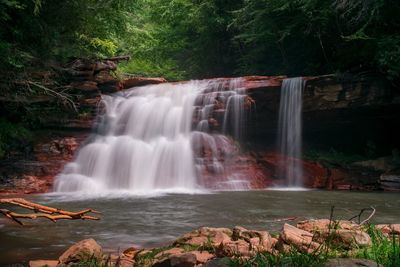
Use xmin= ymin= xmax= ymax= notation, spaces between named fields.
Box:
xmin=122 ymin=77 xmax=167 ymax=89
xmin=174 ymin=227 xmax=232 ymax=247
xmin=232 ymin=226 xmax=273 ymax=252
xmin=59 ymin=238 xmax=102 ymax=264
xmin=155 ymin=248 xmax=184 ymax=258
xmin=190 ymin=251 xmax=214 ymax=264
xmin=28 ymin=260 xmax=58 ymax=267
xmin=71 ymin=81 xmax=99 ymax=92
xmin=216 ymin=239 xmax=252 ymax=257
xmin=123 ymin=246 xmax=140 ymax=259
xmin=279 ymin=223 xmax=320 ymax=253
xmin=297 ymin=219 xmax=360 ymax=233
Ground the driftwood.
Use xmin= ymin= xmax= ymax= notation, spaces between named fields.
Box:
xmin=348 ymin=206 xmax=376 ymax=225
xmin=0 ymin=198 xmax=100 ymax=225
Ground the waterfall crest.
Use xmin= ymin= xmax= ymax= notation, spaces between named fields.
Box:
xmin=277 ymin=77 xmax=304 ymax=187
xmin=54 ymin=79 xmax=249 ymax=193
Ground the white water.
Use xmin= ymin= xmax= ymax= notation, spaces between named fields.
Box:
xmin=54 ymin=79 xmax=248 ymax=194
xmin=277 ymin=77 xmax=304 ymax=186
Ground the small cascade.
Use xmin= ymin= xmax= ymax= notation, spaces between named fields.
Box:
xmin=277 ymin=77 xmax=304 ymax=187
xmin=192 ymin=78 xmax=251 ymax=190
xmin=54 ymin=78 xmax=252 ymax=193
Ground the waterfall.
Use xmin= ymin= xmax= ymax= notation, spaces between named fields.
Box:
xmin=277 ymin=77 xmax=304 ymax=187
xmin=54 ymin=78 xmax=249 ymax=193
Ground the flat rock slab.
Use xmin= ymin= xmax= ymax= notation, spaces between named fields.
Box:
xmin=28 ymin=260 xmax=58 ymax=267
xmin=325 ymin=258 xmax=382 ymax=267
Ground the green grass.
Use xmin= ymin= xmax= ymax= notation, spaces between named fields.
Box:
xmin=354 ymin=225 xmax=400 ymax=267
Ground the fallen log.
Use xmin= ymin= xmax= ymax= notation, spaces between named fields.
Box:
xmin=0 ymin=198 xmax=100 ymax=225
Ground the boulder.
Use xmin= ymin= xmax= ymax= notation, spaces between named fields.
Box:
xmin=314 ymin=229 xmax=372 ymax=249
xmin=170 ymin=253 xmax=197 ymax=267
xmin=203 ymin=258 xmax=231 ymax=267
xmin=118 ymin=254 xmax=135 ymax=267
xmin=333 ymin=230 xmax=371 ymax=248
xmin=325 ymin=258 xmax=382 ymax=267
xmin=174 ymin=227 xmax=232 ymax=247
xmin=376 ymin=224 xmax=400 ymax=235
xmin=58 ymin=238 xmax=102 ymax=264
xmin=155 ymin=248 xmax=184 ymax=259
xmin=190 ymin=251 xmax=214 ymax=264
xmin=279 ymin=223 xmax=321 ymax=253
xmin=232 ymin=226 xmax=273 ymax=252
xmin=297 ymin=219 xmax=360 ymax=233
xmin=152 ymin=252 xmax=197 ymax=267
xmin=29 ymin=260 xmax=58 ymax=267
xmin=123 ymin=246 xmax=139 ymax=259
xmin=216 ymin=239 xmax=251 ymax=257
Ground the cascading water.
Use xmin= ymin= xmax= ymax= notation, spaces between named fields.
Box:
xmin=277 ymin=77 xmax=304 ymax=187
xmin=54 ymin=78 xmax=250 ymax=193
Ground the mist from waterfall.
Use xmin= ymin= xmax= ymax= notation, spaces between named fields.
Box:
xmin=277 ymin=77 xmax=304 ymax=187
xmin=54 ymin=78 xmax=249 ymax=194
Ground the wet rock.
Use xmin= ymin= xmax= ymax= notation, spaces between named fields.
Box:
xmin=174 ymin=227 xmax=232 ymax=247
xmin=58 ymin=238 xmax=102 ymax=264
xmin=29 ymin=260 xmax=58 ymax=267
xmin=122 ymin=77 xmax=167 ymax=89
xmin=232 ymin=226 xmax=273 ymax=252
xmin=279 ymin=223 xmax=321 ymax=253
xmin=325 ymin=258 xmax=382 ymax=267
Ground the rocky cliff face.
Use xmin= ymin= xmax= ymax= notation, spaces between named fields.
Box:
xmin=1 ymin=73 xmax=398 ymax=193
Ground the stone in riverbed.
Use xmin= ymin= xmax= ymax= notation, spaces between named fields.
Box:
xmin=58 ymin=238 xmax=102 ymax=264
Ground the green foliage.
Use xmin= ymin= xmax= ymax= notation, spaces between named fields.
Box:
xmin=0 ymin=118 xmax=32 ymax=159
xmin=229 ymin=251 xmax=326 ymax=267
xmin=304 ymin=148 xmax=365 ymax=167
xmin=354 ymin=225 xmax=400 ymax=267
xmin=1 ymin=0 xmax=400 ymax=80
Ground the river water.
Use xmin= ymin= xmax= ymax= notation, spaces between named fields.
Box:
xmin=1 ymin=190 xmax=399 ymax=264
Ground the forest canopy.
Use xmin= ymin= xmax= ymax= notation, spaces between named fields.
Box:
xmin=1 ymin=0 xmax=399 ymax=81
